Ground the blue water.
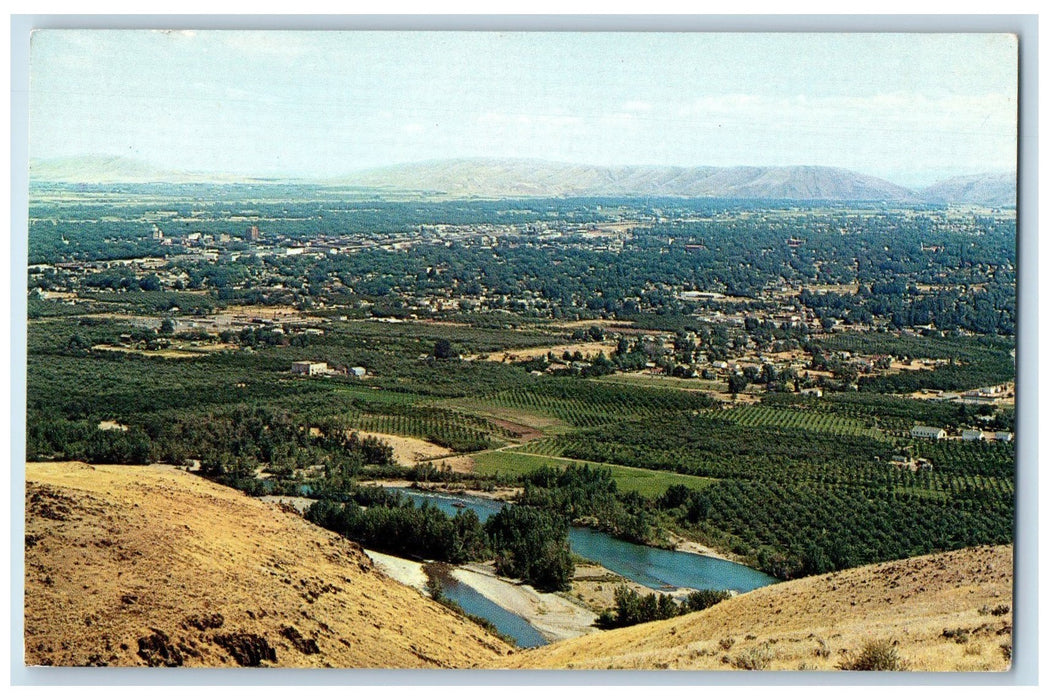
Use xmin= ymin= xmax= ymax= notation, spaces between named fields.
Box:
xmin=435 ymin=573 xmax=547 ymax=649
xmin=392 ymin=487 xmax=777 ymax=593
xmin=389 ymin=487 xmax=777 ymax=647
xmin=394 ymin=488 xmax=503 ymax=519
xmin=568 ymin=527 xmax=778 ymax=593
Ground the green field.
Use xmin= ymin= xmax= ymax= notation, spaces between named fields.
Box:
xmin=594 ymin=373 xmax=727 ymax=393
xmin=715 ymin=404 xmax=885 ymax=439
xmin=472 ymin=448 xmax=718 ymax=498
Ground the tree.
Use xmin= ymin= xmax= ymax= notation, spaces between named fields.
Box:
xmin=139 ymin=274 xmax=162 ymax=291
xmin=596 ymin=585 xmax=725 ymax=629
xmin=433 ymin=338 xmax=457 ymax=359
xmin=728 ymin=374 xmax=749 ymax=396
xmin=485 ymin=505 xmax=574 ymax=591
xmin=66 ymin=333 xmax=91 ymax=353
xmin=835 ymin=363 xmax=859 ymax=385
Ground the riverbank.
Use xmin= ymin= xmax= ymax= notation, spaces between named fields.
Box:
xmin=258 ymin=487 xmax=770 ymax=645
xmin=363 ymin=546 xmax=597 ymax=644
xmin=263 ymin=483 xmax=755 ymax=576
xmin=358 ymin=478 xmax=523 ymax=503
xmin=567 ymin=562 xmax=708 ymax=612
xmin=365 ymin=549 xmax=429 ymax=593
xmin=452 ymin=563 xmax=597 ymax=643
xmin=668 ymin=533 xmax=748 ymax=565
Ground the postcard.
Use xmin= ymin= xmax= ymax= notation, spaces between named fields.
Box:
xmin=23 ymin=28 xmax=1018 ymax=673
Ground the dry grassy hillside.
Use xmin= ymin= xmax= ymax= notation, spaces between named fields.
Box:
xmin=498 ymin=545 xmax=1013 ymax=672
xmin=24 ymin=462 xmax=512 ymax=668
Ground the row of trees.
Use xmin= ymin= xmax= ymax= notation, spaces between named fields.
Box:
xmin=26 ymin=406 xmax=395 ymax=481
xmin=306 ymin=497 xmax=488 ymax=564
xmin=305 ymin=496 xmax=575 ymax=592
xmin=595 ymin=586 xmax=731 ymax=629
xmin=657 ymin=475 xmax=1013 ymax=579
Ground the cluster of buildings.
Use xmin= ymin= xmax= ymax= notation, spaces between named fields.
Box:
xmin=910 ymin=425 xmax=1014 ymax=442
xmin=125 ymin=309 xmax=327 ymax=338
xmin=29 ymin=256 xmax=191 ymax=296
xmin=948 ymin=383 xmax=1014 ymax=406
xmin=889 ymin=454 xmax=934 ymax=472
xmin=914 ymin=383 xmax=1016 ymax=407
xmin=290 ymin=361 xmax=366 ymax=379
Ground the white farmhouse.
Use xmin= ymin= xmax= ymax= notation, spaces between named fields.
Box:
xmin=910 ymin=425 xmax=947 ymax=440
xmin=291 ymin=361 xmax=328 ymax=376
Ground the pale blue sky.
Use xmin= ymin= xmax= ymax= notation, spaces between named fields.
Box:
xmin=29 ymin=31 xmax=1018 ymax=186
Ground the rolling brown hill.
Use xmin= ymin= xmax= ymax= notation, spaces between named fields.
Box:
xmin=334 ymin=158 xmax=917 ymax=201
xmin=919 ymin=172 xmax=1017 ymax=208
xmin=496 ymin=545 xmax=1013 ymax=671
xmin=33 ymin=156 xmax=1012 ymax=207
xmin=23 ymin=462 xmax=512 ymax=668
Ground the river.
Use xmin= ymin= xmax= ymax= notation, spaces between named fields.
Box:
xmin=390 ymin=487 xmax=778 ymax=645
xmin=392 ymin=487 xmax=776 ymax=593
xmin=428 ymin=567 xmax=548 ymax=649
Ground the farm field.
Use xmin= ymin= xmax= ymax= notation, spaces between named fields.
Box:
xmin=480 ymin=340 xmax=617 ymax=363
xmin=471 ymin=448 xmax=719 ymax=498
xmin=714 ymin=404 xmax=885 ymax=439
xmin=594 ymin=373 xmax=727 ymax=393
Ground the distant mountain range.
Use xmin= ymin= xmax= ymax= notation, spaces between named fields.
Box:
xmin=918 ymin=172 xmax=1018 ymax=208
xmin=28 ymin=155 xmax=272 ymax=185
xmin=335 ymin=159 xmax=923 ymax=201
xmin=29 ymin=155 xmax=1016 ymax=207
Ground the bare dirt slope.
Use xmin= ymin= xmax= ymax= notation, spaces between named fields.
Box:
xmin=24 ymin=462 xmax=511 ymax=668
xmin=497 ymin=545 xmax=1013 ymax=672
xmin=352 ymin=431 xmax=454 ymax=465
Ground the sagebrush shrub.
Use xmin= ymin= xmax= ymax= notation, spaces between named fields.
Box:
xmin=732 ymin=643 xmax=775 ymax=670
xmin=837 ymin=639 xmax=907 ymax=671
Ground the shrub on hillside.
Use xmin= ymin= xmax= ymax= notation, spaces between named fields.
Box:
xmin=837 ymin=639 xmax=907 ymax=671
xmin=731 ymin=642 xmax=775 ymax=670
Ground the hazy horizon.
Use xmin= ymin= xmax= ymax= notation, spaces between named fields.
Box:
xmin=29 ymin=152 xmax=1018 ymax=190
xmin=30 ymin=31 xmax=1018 ymax=189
